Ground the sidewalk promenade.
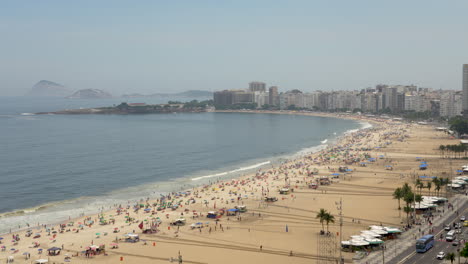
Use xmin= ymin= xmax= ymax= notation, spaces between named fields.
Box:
xmin=358 ymin=195 xmax=468 ymax=264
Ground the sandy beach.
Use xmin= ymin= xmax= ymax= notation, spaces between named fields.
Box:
xmin=0 ymin=111 xmax=461 ymax=264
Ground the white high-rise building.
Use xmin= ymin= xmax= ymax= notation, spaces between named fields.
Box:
xmin=463 ymin=64 xmax=468 ymax=116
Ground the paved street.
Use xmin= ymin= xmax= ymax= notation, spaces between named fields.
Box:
xmin=397 ymin=199 xmax=468 ymax=264
xmin=359 ymin=194 xmax=468 ymax=264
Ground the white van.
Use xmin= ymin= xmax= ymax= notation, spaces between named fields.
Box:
xmin=446 ymin=230 xmax=456 ymax=241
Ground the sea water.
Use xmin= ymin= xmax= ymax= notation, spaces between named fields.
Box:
xmin=0 ymin=96 xmax=364 ymax=234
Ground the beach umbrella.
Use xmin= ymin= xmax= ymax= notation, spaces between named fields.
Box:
xmin=457 ymin=170 xmax=463 ymax=173
xmin=0 ymin=237 xmax=3 ymax=240
xmin=10 ymin=248 xmax=15 ymax=251
xmin=95 ymin=233 xmax=100 ymax=236
xmin=385 ymin=165 xmax=392 ymax=167
xmin=331 ymin=173 xmax=340 ymax=176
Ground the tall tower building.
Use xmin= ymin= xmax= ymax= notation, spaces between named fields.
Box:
xmin=268 ymin=86 xmax=279 ymax=106
xmin=463 ymin=64 xmax=468 ymax=117
xmin=249 ymin=82 xmax=266 ymax=92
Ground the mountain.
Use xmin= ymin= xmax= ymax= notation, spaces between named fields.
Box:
xmin=66 ymin=89 xmax=113 ymax=99
xmin=122 ymin=90 xmax=213 ymax=98
xmin=26 ymin=80 xmax=72 ymax=97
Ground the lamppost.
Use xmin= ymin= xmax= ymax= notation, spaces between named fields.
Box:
xmin=381 ymin=243 xmax=385 ymax=264
xmin=336 ymin=198 xmax=344 ymax=264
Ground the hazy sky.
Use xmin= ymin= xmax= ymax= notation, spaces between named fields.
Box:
xmin=1 ymin=0 xmax=468 ymax=96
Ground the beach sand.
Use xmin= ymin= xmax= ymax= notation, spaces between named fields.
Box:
xmin=0 ymin=112 xmax=461 ymax=264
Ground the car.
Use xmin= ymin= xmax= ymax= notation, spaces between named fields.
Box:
xmin=464 ymin=220 xmax=468 ymax=227
xmin=437 ymin=251 xmax=446 ymax=259
xmin=453 ymin=240 xmax=459 ymax=246
xmin=456 ymin=229 xmax=462 ymax=234
xmin=445 ymin=225 xmax=452 ymax=231
xmin=461 ymin=216 xmax=466 ymax=221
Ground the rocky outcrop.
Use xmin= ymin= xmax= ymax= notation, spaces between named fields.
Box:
xmin=66 ymin=89 xmax=113 ymax=99
xmin=26 ymin=80 xmax=72 ymax=97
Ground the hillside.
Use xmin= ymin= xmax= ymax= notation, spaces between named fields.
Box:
xmin=66 ymin=89 xmax=113 ymax=99
xmin=26 ymin=80 xmax=72 ymax=97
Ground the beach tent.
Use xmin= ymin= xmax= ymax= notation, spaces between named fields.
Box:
xmin=227 ymin=209 xmax=238 ymax=216
xmin=47 ymin=247 xmax=61 ymax=256
xmin=419 ymin=175 xmax=436 ymax=179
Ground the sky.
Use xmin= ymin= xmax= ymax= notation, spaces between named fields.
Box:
xmin=1 ymin=0 xmax=468 ymax=96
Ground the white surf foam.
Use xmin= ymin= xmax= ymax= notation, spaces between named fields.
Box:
xmin=20 ymin=113 xmax=35 ymax=116
xmin=191 ymin=161 xmax=271 ymax=181
xmin=320 ymin=139 xmax=328 ymax=144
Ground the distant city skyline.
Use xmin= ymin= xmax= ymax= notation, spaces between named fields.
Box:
xmin=1 ymin=1 xmax=468 ymax=96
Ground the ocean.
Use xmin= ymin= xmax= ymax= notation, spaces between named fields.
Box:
xmin=0 ymin=96 xmax=365 ymax=234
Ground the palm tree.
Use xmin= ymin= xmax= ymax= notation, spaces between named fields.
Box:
xmin=439 ymin=145 xmax=446 ymax=158
xmin=415 ymin=179 xmax=424 ymax=195
xmin=324 ymin=213 xmax=335 ymax=232
xmin=393 ymin=187 xmax=403 ymax=210
xmin=445 ymin=252 xmax=456 ymax=264
xmin=435 ymin=183 xmax=441 ymax=196
xmin=426 ymin=182 xmax=432 ymax=196
xmin=402 ymin=183 xmax=412 ymax=197
xmin=403 ymin=206 xmax=412 ymax=226
xmin=403 ymin=190 xmax=415 ymax=226
xmin=316 ymin=208 xmax=327 ymax=232
xmin=432 ymin=178 xmax=441 ymax=196
xmin=415 ymin=194 xmax=423 ymax=209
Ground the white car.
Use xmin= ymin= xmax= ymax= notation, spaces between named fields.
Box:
xmin=437 ymin=251 xmax=445 ymax=260
xmin=461 ymin=216 xmax=466 ymax=221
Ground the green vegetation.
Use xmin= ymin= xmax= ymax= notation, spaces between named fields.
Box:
xmin=439 ymin=144 xmax=468 ymax=158
xmin=449 ymin=116 xmax=468 ymax=137
xmin=445 ymin=252 xmax=455 ymax=263
xmin=316 ymin=208 xmax=335 ymax=232
xmin=460 ymin=242 xmax=468 ymax=258
xmin=392 ymin=187 xmax=403 ymax=210
xmin=393 ymin=179 xmax=450 ymax=225
xmin=214 ymin=103 xmax=257 ymax=110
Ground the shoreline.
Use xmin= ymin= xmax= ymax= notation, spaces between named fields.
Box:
xmin=0 ymin=111 xmax=369 ymax=236
xmin=1 ymin=110 xmax=436 ymax=263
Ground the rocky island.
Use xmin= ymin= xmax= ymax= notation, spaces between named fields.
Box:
xmin=36 ymin=100 xmax=214 ymax=115
xmin=66 ymin=89 xmax=113 ymax=99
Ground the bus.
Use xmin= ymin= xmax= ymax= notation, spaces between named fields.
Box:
xmin=446 ymin=230 xmax=456 ymax=242
xmin=416 ymin=235 xmax=435 ymax=253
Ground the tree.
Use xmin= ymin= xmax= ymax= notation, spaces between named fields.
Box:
xmin=403 ymin=206 xmax=413 ymax=226
xmin=449 ymin=117 xmax=468 ymax=138
xmin=324 ymin=213 xmax=335 ymax=232
xmin=439 ymin=145 xmax=446 ymax=158
xmin=415 ymin=194 xmax=423 ymax=209
xmin=445 ymin=252 xmax=456 ymax=264
xmin=426 ymin=182 xmax=432 ymax=196
xmin=415 ymin=179 xmax=423 ymax=195
xmin=316 ymin=208 xmax=327 ymax=232
xmin=393 ymin=187 xmax=403 ymax=210
xmin=460 ymin=242 xmax=468 ymax=258
xmin=433 ymin=178 xmax=441 ymax=196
